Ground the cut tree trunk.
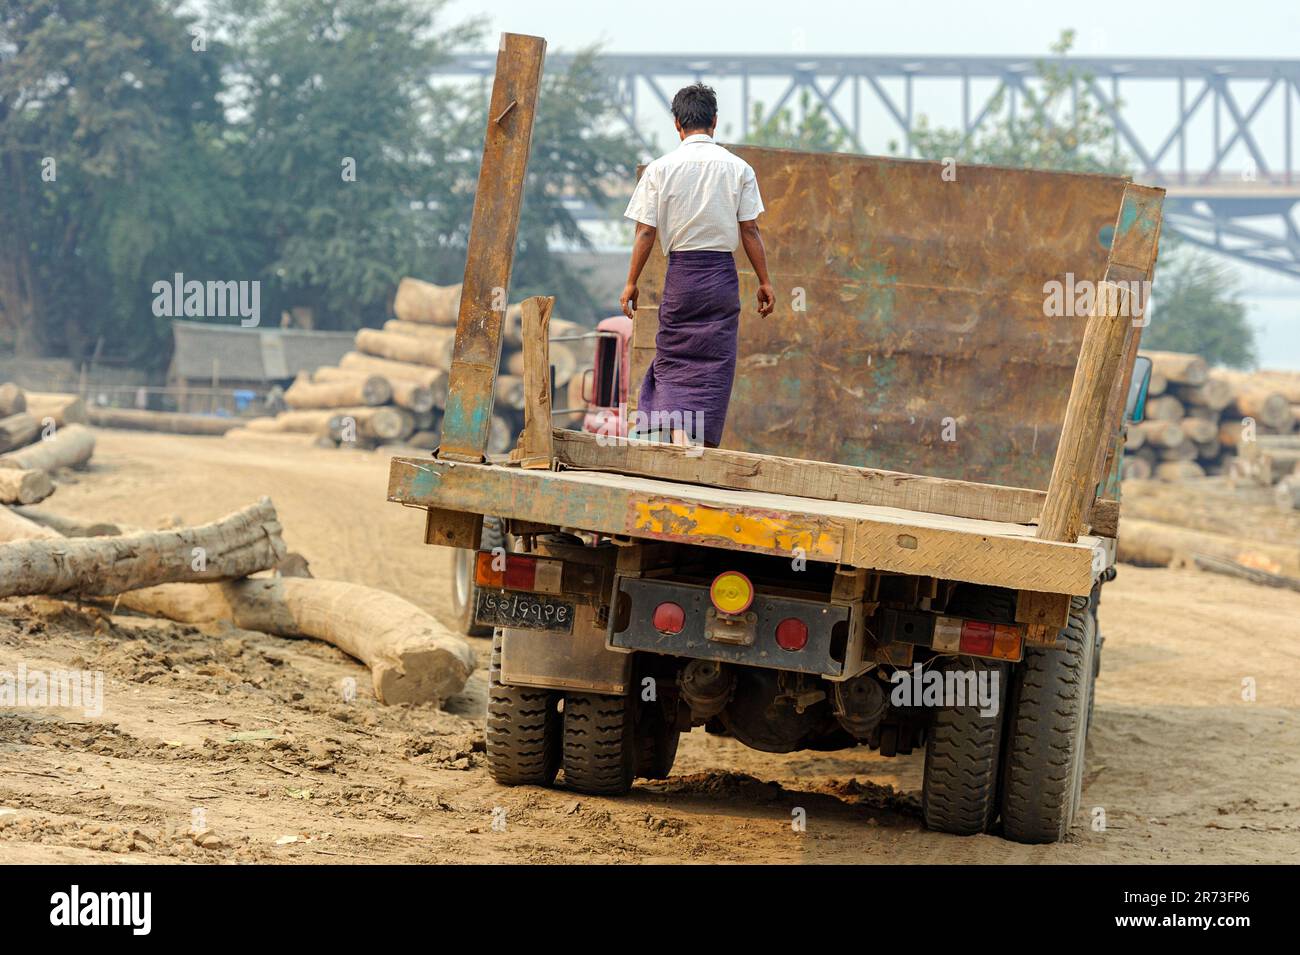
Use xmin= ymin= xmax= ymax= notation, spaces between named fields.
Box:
xmin=338 ymin=352 xmax=449 ymax=393
xmin=392 ymin=278 xmax=461 ymax=326
xmin=0 ymin=383 xmax=25 ymax=416
xmin=0 ymin=498 xmax=286 ymax=598
xmin=0 ymin=506 xmax=63 ymax=541
xmin=494 ymin=374 xmax=526 ymax=410
xmin=285 ymin=374 xmax=392 ymax=409
xmin=87 ymin=406 xmax=240 ymax=435
xmin=314 ymin=367 xmax=438 ymax=413
xmin=355 ymin=327 xmax=453 ymax=368
xmin=1174 ymin=379 xmax=1233 ymax=411
xmin=1144 ymin=394 xmax=1186 ymax=421
xmin=1154 ymin=460 xmax=1204 ymax=481
xmin=0 ymin=423 xmax=94 ymax=471
xmin=0 ymin=412 xmax=39 ymax=452
xmin=1142 ymin=350 xmax=1208 ymax=385
xmin=117 ymin=577 xmax=475 ymax=705
xmin=328 ymin=406 xmax=413 ymax=442
xmin=1118 ymin=516 xmax=1300 ymax=576
xmin=244 ymin=410 xmax=337 ymax=435
xmin=24 ymin=392 xmax=87 ymax=427
xmin=0 ymin=468 xmax=54 ymax=505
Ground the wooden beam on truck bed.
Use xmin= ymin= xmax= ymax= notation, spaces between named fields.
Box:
xmin=551 ymin=429 xmax=1119 ymax=536
xmin=388 ymin=456 xmax=1103 ymax=595
xmin=440 ymin=33 xmax=546 ymax=462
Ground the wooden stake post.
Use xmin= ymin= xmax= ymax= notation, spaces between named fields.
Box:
xmin=515 ymin=295 xmax=556 ymax=468
xmin=439 ymin=33 xmax=547 ymax=462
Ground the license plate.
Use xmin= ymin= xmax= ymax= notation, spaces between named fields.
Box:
xmin=475 ymin=589 xmax=575 ymax=634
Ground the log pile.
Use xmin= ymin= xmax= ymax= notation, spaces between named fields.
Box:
xmin=1122 ymin=352 xmax=1299 ymax=501
xmin=0 ymin=383 xmax=95 ymax=506
xmin=236 ymin=276 xmax=588 ymax=453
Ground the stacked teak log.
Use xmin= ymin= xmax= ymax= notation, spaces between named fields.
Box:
xmin=1123 ymin=351 xmax=1300 ymax=506
xmin=0 ymin=384 xmax=96 ymax=506
xmin=235 ymin=277 xmax=589 ymax=452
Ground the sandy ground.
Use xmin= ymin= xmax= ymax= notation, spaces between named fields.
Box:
xmin=2 ymin=428 xmax=1298 ymax=864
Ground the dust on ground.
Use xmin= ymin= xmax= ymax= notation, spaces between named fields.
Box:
xmin=2 ymin=429 xmax=1298 ymax=863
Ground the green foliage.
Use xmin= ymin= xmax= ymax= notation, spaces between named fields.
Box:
xmin=0 ymin=0 xmax=236 ymax=362
xmin=1143 ymin=244 xmax=1257 ymax=368
xmin=741 ymin=89 xmax=846 ymax=152
xmin=1 ymin=0 xmax=639 ymax=368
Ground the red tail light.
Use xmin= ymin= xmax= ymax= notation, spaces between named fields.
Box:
xmin=775 ymin=617 xmax=808 ymax=651
xmin=652 ymin=601 xmax=685 ymax=634
xmin=958 ymin=620 xmax=996 ymax=656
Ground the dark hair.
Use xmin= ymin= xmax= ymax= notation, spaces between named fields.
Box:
xmin=671 ymin=83 xmax=718 ymax=132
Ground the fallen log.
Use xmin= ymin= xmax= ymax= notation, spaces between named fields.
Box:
xmin=314 ymin=366 xmax=438 ymax=412
xmin=0 ymin=412 xmax=39 ymax=452
xmin=1122 ymin=455 xmax=1153 ymax=480
xmin=1142 ymin=350 xmax=1208 ymax=386
xmin=494 ymin=374 xmax=526 ymax=410
xmin=11 ymin=507 xmax=126 ymax=537
xmin=328 ymin=406 xmax=412 ymax=443
xmin=1144 ymin=394 xmax=1185 ymax=421
xmin=338 ymin=352 xmax=449 ymax=392
xmin=284 ymin=374 xmax=391 ymax=409
xmin=87 ymin=406 xmax=239 ymax=435
xmin=117 ymin=577 xmax=476 ymax=705
xmin=25 ymin=392 xmax=87 ymax=427
xmin=0 ymin=423 xmax=94 ymax=471
xmin=225 ymin=427 xmax=332 ymax=448
xmin=1173 ymin=379 xmax=1233 ymax=411
xmin=0 ymin=383 xmax=25 ymax=416
xmin=0 ymin=498 xmax=286 ymax=598
xmin=1118 ymin=517 xmax=1300 ymax=576
xmin=383 ymin=319 xmax=453 ymax=338
xmin=1133 ymin=419 xmax=1183 ymax=448
xmin=392 ymin=277 xmax=461 ymax=325
xmin=1154 ymin=460 xmax=1204 ymax=481
xmin=0 ymin=506 xmax=63 ymax=541
xmin=355 ymin=327 xmax=452 ymax=368
xmin=244 ymin=410 xmax=336 ymax=435
xmin=0 ymin=469 xmax=54 ymax=505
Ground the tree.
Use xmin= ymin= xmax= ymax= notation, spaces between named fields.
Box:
xmin=0 ymin=0 xmax=239 ymax=363
xmin=741 ymin=89 xmax=846 ymax=152
xmin=906 ymin=29 xmax=1255 ymax=367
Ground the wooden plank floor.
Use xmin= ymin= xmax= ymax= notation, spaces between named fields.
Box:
xmin=388 ymin=456 xmax=1105 ymax=595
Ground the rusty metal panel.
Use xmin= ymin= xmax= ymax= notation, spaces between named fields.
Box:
xmin=636 ymin=148 xmax=1136 ymax=489
xmin=441 ymin=33 xmax=546 ymax=460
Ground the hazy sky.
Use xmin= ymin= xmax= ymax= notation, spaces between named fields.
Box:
xmin=444 ymin=0 xmax=1300 ymax=366
xmin=446 ymin=0 xmax=1299 ymax=58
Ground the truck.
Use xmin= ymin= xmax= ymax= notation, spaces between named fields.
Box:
xmin=388 ymin=36 xmax=1164 ymax=844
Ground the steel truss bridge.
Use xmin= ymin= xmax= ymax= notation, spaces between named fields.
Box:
xmin=440 ymin=53 xmax=1300 ymax=280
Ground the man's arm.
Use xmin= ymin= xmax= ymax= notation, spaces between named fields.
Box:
xmin=740 ymin=219 xmax=775 ymax=317
xmin=621 ymin=221 xmax=657 ymax=319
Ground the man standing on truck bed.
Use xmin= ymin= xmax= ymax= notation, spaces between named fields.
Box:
xmin=620 ymin=83 xmax=775 ymax=449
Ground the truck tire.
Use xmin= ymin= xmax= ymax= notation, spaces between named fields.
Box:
xmin=635 ymin=709 xmax=681 ymax=780
xmin=1000 ymin=596 xmax=1096 ymax=844
xmin=486 ymin=629 xmax=561 ymax=786
xmin=562 ymin=691 xmax=637 ymax=795
xmin=921 ymin=656 xmax=1008 ymax=836
xmin=450 ymin=516 xmax=506 ymax=637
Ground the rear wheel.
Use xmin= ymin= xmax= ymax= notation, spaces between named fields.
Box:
xmin=450 ymin=516 xmax=506 ymax=637
xmin=1000 ymin=596 xmax=1096 ymax=844
xmin=485 ymin=629 xmax=561 ymax=786
xmin=562 ymin=691 xmax=637 ymax=795
xmin=921 ymin=656 xmax=1008 ymax=835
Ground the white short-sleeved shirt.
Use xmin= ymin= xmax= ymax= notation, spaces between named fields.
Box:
xmin=624 ymin=134 xmax=764 ymax=254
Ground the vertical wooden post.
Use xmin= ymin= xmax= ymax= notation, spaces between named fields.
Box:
xmin=515 ymin=295 xmax=556 ymax=469
xmin=440 ymin=33 xmax=547 ymax=462
xmin=1038 ymin=183 xmax=1164 ymax=544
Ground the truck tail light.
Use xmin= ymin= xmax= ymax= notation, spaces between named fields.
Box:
xmin=775 ymin=617 xmax=808 ymax=651
xmin=652 ymin=601 xmax=685 ymax=634
xmin=921 ymin=614 xmax=1023 ymax=662
xmin=474 ymin=551 xmax=564 ymax=594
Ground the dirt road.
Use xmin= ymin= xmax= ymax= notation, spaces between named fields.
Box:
xmin=2 ymin=429 xmax=1298 ymax=863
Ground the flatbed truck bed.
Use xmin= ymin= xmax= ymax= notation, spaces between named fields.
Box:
xmin=387 ymin=453 xmax=1107 ymax=596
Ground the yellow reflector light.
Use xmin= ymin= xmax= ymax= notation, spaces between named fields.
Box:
xmin=710 ymin=570 xmax=754 ymax=615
